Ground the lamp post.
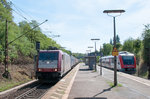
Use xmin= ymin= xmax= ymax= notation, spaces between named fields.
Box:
xmin=91 ymin=38 xmax=100 ymax=71
xmin=103 ymin=10 xmax=125 ymax=86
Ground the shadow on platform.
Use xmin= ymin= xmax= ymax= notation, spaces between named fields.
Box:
xmin=93 ymin=86 xmax=114 ymax=97
xmin=74 ymin=97 xmax=107 ymax=99
xmin=79 ymin=68 xmax=92 ymax=71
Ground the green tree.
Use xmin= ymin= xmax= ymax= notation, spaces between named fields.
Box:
xmin=112 ymin=34 xmax=120 ymax=44
xmin=142 ymin=24 xmax=150 ymax=62
xmin=133 ymin=38 xmax=142 ymax=55
xmin=19 ymin=20 xmax=40 ymax=43
xmin=122 ymin=38 xmax=134 ymax=53
xmin=142 ymin=24 xmax=150 ymax=79
xmin=102 ymin=43 xmax=113 ymax=56
xmin=110 ymin=35 xmax=121 ymax=50
xmin=0 ymin=0 xmax=72 ymax=66
xmin=0 ymin=0 xmax=17 ymax=63
xmin=110 ymin=38 xmax=113 ymax=45
xmin=72 ymin=53 xmax=85 ymax=59
xmin=116 ymin=43 xmax=122 ymax=51
xmin=0 ymin=0 xmax=12 ymax=21
xmin=116 ymin=35 xmax=120 ymax=43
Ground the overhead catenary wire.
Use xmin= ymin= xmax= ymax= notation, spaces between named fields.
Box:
xmin=11 ymin=1 xmax=35 ymax=20
xmin=6 ymin=0 xmax=51 ymax=35
xmin=12 ymin=9 xmax=30 ymax=22
xmin=7 ymin=0 xmax=36 ymax=23
xmin=8 ymin=19 xmax=48 ymax=45
xmin=4 ymin=0 xmax=50 ymax=43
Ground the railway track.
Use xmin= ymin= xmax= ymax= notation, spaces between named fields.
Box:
xmin=0 ymin=81 xmax=55 ymax=99
xmin=14 ymin=83 xmax=52 ymax=99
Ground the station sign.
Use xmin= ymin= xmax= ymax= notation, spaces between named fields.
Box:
xmin=112 ymin=48 xmax=118 ymax=56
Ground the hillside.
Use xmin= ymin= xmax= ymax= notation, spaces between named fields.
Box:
xmin=0 ymin=0 xmax=74 ymax=91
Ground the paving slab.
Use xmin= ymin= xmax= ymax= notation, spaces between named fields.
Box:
xmin=97 ymin=66 xmax=150 ymax=99
xmin=41 ymin=63 xmax=80 ymax=99
xmin=68 ymin=64 xmax=150 ymax=99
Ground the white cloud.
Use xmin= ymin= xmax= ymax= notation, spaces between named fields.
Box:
xmin=12 ymin=0 xmax=150 ymax=53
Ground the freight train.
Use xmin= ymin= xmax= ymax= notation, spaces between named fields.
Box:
xmin=35 ymin=50 xmax=79 ymax=81
xmin=100 ymin=51 xmax=136 ymax=71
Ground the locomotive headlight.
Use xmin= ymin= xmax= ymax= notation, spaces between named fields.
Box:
xmin=39 ymin=69 xmax=41 ymax=71
xmin=54 ymin=69 xmax=57 ymax=71
xmin=47 ymin=61 xmax=50 ymax=64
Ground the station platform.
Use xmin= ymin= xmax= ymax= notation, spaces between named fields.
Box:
xmin=42 ymin=63 xmax=150 ymax=99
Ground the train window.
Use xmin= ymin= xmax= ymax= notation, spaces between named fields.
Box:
xmin=122 ymin=56 xmax=134 ymax=65
xmin=39 ymin=52 xmax=58 ymax=60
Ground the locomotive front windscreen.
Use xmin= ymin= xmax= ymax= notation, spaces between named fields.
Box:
xmin=122 ymin=56 xmax=134 ymax=65
xmin=38 ymin=52 xmax=58 ymax=68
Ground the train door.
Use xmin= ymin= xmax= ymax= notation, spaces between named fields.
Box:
xmin=61 ymin=55 xmax=64 ymax=75
xmin=110 ymin=57 xmax=114 ymax=69
xmin=117 ymin=56 xmax=121 ymax=70
xmin=62 ymin=54 xmax=65 ymax=75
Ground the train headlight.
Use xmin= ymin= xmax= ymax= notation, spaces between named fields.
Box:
xmin=54 ymin=69 xmax=57 ymax=71
xmin=38 ymin=69 xmax=41 ymax=71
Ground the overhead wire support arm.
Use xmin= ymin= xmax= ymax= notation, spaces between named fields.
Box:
xmin=8 ymin=19 xmax=48 ymax=45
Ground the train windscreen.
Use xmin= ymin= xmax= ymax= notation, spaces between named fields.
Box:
xmin=38 ymin=52 xmax=58 ymax=68
xmin=122 ymin=56 xmax=134 ymax=65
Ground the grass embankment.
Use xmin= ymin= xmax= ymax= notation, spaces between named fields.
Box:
xmin=0 ymin=79 xmax=32 ymax=92
xmin=0 ymin=64 xmax=34 ymax=92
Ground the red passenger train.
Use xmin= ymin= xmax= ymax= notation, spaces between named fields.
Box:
xmin=100 ymin=51 xmax=136 ymax=71
xmin=36 ymin=50 xmax=79 ymax=81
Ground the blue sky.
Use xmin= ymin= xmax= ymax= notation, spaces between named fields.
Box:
xmin=10 ymin=0 xmax=150 ymax=53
